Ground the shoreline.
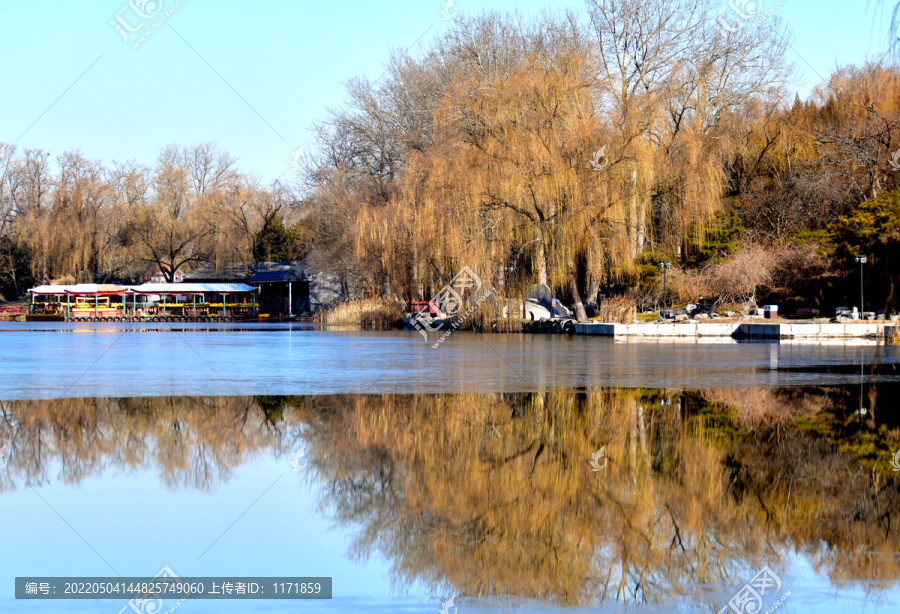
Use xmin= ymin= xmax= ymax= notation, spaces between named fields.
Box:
xmin=576 ymin=320 xmax=898 ymax=341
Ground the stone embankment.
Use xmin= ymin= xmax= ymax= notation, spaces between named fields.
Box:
xmin=576 ymin=321 xmax=899 ymax=341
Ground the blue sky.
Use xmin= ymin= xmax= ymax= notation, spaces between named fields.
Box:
xmin=0 ymin=0 xmax=890 ymax=183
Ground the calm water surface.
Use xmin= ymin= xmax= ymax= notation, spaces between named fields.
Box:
xmin=0 ymin=322 xmax=898 ymax=397
xmin=1 ymin=323 xmax=899 ymax=613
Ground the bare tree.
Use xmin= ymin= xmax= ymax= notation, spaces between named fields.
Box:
xmin=0 ymin=143 xmax=24 ymax=297
xmin=130 ymin=151 xmax=212 ymax=282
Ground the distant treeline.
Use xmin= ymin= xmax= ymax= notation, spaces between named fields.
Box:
xmin=0 ymin=142 xmax=305 ymax=299
xmin=3 ymin=1 xmax=900 ymax=312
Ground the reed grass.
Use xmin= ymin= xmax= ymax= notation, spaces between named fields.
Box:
xmin=596 ymin=297 xmax=637 ymax=323
xmin=318 ymin=298 xmax=405 ymax=329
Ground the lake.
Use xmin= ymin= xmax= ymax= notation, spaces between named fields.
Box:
xmin=1 ymin=323 xmax=899 ymax=613
xmin=0 ymin=322 xmax=898 ymax=398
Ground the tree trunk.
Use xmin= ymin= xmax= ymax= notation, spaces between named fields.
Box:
xmin=885 ymin=275 xmax=896 ymax=316
xmin=585 ymin=242 xmax=602 ymax=307
xmin=413 ymin=241 xmax=422 ymax=300
xmin=628 ymin=166 xmax=648 ymax=259
xmin=535 ymin=230 xmax=548 ymax=286
xmin=636 ymin=194 xmax=647 ymax=256
xmin=6 ymin=251 xmax=19 ymax=300
xmin=586 ymin=274 xmax=601 ymax=307
xmin=569 ymin=275 xmax=588 ymax=322
xmin=628 ymin=166 xmax=638 ymax=260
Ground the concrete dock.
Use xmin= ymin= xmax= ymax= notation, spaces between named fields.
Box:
xmin=575 ymin=321 xmax=897 ymax=341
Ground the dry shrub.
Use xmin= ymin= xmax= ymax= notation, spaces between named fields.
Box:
xmin=702 ymin=245 xmax=774 ymax=306
xmin=667 ymin=244 xmax=782 ymax=308
xmin=666 ymin=269 xmax=705 ymax=305
xmin=769 ymin=242 xmax=827 ymax=295
xmin=597 ymin=296 xmax=636 ymax=323
xmin=319 ymin=298 xmax=405 ymax=329
xmin=700 ymin=243 xmax=825 ymax=307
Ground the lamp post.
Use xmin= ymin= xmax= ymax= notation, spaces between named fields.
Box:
xmin=660 ymin=262 xmax=672 ymax=310
xmin=855 ymin=256 xmax=867 ymax=315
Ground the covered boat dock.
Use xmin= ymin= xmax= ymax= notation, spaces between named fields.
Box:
xmin=185 ymin=261 xmax=311 ymax=316
xmin=28 ymin=282 xmax=258 ymax=321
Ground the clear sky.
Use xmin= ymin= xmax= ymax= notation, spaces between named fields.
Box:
xmin=0 ymin=0 xmax=890 ymax=183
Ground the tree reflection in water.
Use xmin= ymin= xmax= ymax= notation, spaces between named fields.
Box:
xmin=1 ymin=387 xmax=899 ymax=606
xmin=0 ymin=396 xmax=297 ymax=491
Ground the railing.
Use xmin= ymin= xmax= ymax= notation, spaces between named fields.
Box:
xmin=0 ymin=306 xmax=28 ymax=317
xmin=406 ymin=300 xmax=439 ymax=315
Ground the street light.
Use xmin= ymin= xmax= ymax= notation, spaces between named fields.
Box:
xmin=660 ymin=262 xmax=672 ymax=310
xmin=855 ymin=256 xmax=867 ymax=315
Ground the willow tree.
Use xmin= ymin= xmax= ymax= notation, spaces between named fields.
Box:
xmin=587 ymin=0 xmax=793 ymax=261
xmin=356 ymin=35 xmax=628 ymax=318
xmin=10 ymin=148 xmax=53 ymax=283
xmin=322 ymin=5 xmax=797 ymax=305
xmin=303 ymin=33 xmax=466 ymax=298
xmin=48 ymin=152 xmax=123 ymax=281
